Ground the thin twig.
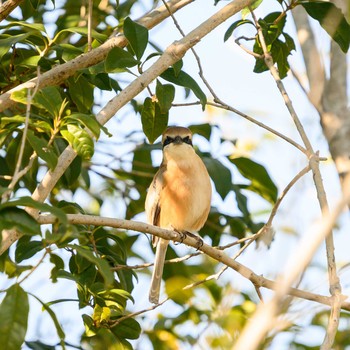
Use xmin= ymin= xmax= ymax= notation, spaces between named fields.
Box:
xmin=87 ymin=0 xmax=93 ymax=51
xmin=208 ymin=101 xmax=307 ymax=154
xmin=110 ymin=297 xmax=170 ymax=327
xmin=17 ymin=249 xmax=49 ymax=285
xmin=1 ymin=70 xmax=40 ymax=202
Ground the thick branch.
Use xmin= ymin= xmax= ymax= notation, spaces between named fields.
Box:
xmin=0 ymin=0 xmax=24 ymax=22
xmin=1 ymin=0 xmax=256 ymax=254
xmin=292 ymin=6 xmax=325 ymax=108
xmin=0 ymin=0 xmax=193 ymax=112
xmin=37 ymin=213 xmax=350 ymax=312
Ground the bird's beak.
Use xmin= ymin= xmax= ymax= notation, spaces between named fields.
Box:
xmin=174 ymin=136 xmax=183 ymax=144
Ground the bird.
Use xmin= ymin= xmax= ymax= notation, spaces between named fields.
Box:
xmin=145 ymin=126 xmax=212 ymax=304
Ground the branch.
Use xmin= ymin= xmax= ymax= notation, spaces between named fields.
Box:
xmin=292 ymin=6 xmax=325 ymax=108
xmin=233 ymin=10 xmax=344 ymax=350
xmin=0 ymin=0 xmax=194 ymax=113
xmin=0 ymin=0 xmax=24 ymax=22
xmin=36 ymin=213 xmax=350 ymax=312
xmin=0 ymin=0 xmax=256 ymax=254
xmin=234 ymin=173 xmax=350 ymax=350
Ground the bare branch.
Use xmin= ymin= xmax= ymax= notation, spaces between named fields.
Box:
xmin=35 ymin=213 xmax=350 ymax=312
xmin=0 ymin=0 xmax=24 ymax=22
xmin=233 ymin=10 xmax=344 ymax=349
xmin=234 ymin=173 xmax=350 ymax=350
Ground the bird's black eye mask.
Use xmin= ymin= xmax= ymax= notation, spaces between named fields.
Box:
xmin=163 ymin=135 xmax=193 ymax=148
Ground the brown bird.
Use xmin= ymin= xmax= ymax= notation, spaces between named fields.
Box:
xmin=145 ymin=126 xmax=212 ymax=304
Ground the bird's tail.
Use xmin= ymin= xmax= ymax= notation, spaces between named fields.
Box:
xmin=149 ymin=238 xmax=169 ymax=304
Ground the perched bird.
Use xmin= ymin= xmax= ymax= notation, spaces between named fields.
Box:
xmin=145 ymin=126 xmax=212 ymax=304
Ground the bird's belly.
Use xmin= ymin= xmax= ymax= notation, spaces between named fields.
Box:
xmin=159 ymin=177 xmax=210 ymax=231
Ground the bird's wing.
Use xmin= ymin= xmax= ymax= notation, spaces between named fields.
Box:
xmin=145 ymin=165 xmax=166 ymax=245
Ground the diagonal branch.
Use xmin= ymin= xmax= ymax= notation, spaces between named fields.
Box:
xmin=233 ymin=9 xmax=344 ymax=350
xmin=0 ymin=0 xmax=24 ymax=22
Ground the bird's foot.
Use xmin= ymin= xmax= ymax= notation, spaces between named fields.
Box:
xmin=182 ymin=231 xmax=204 ymax=250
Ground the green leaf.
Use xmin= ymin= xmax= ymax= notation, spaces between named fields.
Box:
xmin=26 ymin=130 xmax=58 ymax=169
xmin=53 ymin=27 xmax=107 ymax=43
xmin=156 ymin=80 xmax=175 ymax=114
xmin=61 ymin=124 xmax=94 ymax=160
xmin=230 ymin=157 xmax=278 ymax=203
xmin=0 ymin=207 xmax=40 ymax=236
xmin=161 ymin=68 xmax=207 ymax=110
xmin=302 ymin=2 xmax=350 ymax=53
xmin=29 ymin=293 xmax=65 ymax=345
xmin=33 ymin=86 xmax=63 ymax=118
xmin=123 ymin=17 xmax=149 ymax=60
xmin=0 ymin=21 xmax=45 ymax=32
xmin=49 ymin=253 xmax=65 ymax=283
xmin=65 ymin=113 xmax=106 ymax=139
xmin=0 ymin=284 xmax=29 ymax=350
xmin=189 ymin=123 xmax=213 ymax=140
xmin=202 ymin=157 xmax=232 ymax=199
xmin=25 ymin=340 xmax=56 ymax=350
xmin=15 ymin=237 xmax=43 ymax=263
xmin=141 ymin=97 xmax=168 ymax=144
xmin=67 ymin=76 xmax=94 ymax=113
xmin=111 ymin=317 xmax=141 ymax=340
xmin=241 ymin=0 xmax=263 ymax=19
xmin=0 ymin=33 xmax=32 ymax=60
xmin=224 ymin=19 xmax=254 ymax=42
xmin=105 ymin=47 xmax=138 ymax=72
xmin=69 ymin=244 xmax=114 ymax=287
xmin=0 ymin=196 xmax=67 ymax=224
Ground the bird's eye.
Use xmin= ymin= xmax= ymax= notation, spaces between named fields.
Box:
xmin=182 ymin=136 xmax=192 ymax=145
xmin=163 ymin=136 xmax=174 ymax=148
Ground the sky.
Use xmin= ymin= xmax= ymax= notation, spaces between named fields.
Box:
xmin=1 ymin=0 xmax=350 ymax=349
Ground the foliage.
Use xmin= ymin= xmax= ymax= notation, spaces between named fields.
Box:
xmin=0 ymin=0 xmax=349 ymax=349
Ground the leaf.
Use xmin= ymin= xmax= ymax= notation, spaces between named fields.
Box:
xmin=105 ymin=47 xmax=138 ymax=72
xmin=33 ymin=86 xmax=63 ymax=118
xmin=61 ymin=124 xmax=94 ymax=160
xmin=189 ymin=123 xmax=213 ymax=140
xmin=230 ymin=157 xmax=278 ymax=203
xmin=0 ymin=284 xmax=29 ymax=350
xmin=123 ymin=17 xmax=149 ymax=60
xmin=0 ymin=21 xmax=45 ymax=32
xmin=141 ymin=97 xmax=168 ymax=144
xmin=69 ymin=244 xmax=114 ymax=287
xmin=165 ymin=276 xmax=194 ymax=304
xmin=111 ymin=317 xmax=141 ymax=340
xmin=241 ymin=0 xmax=263 ymax=19
xmin=202 ymin=157 xmax=232 ymax=199
xmin=65 ymin=113 xmax=107 ymax=139
xmin=160 ymin=68 xmax=207 ymax=110
xmin=301 ymin=2 xmax=350 ymax=53
xmin=0 ymin=207 xmax=40 ymax=236
xmin=53 ymin=27 xmax=107 ymax=43
xmin=26 ymin=130 xmax=58 ymax=169
xmin=49 ymin=253 xmax=65 ymax=283
xmin=15 ymin=237 xmax=43 ymax=263
xmin=155 ymin=80 xmax=175 ymax=114
xmin=25 ymin=341 xmax=56 ymax=350
xmin=29 ymin=293 xmax=65 ymax=345
xmin=0 ymin=33 xmax=32 ymax=60
xmin=224 ymin=19 xmax=254 ymax=42
xmin=0 ymin=196 xmax=67 ymax=224
xmin=67 ymin=76 xmax=94 ymax=113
